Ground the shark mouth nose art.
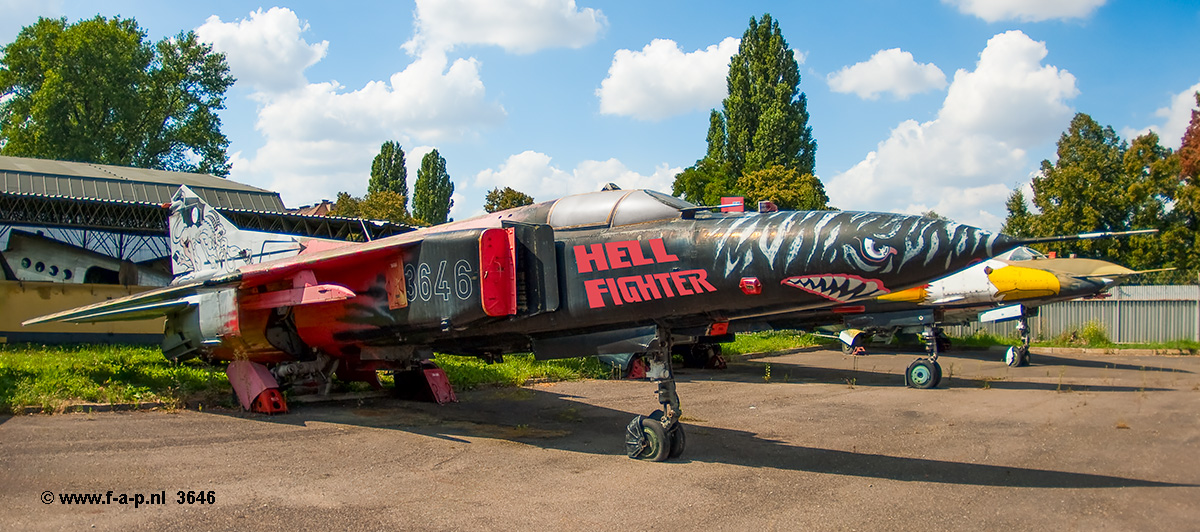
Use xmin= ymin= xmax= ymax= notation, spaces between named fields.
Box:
xmin=782 ymin=274 xmax=890 ymax=303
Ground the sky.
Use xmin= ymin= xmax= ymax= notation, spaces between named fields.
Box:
xmin=2 ymin=0 xmax=1198 ymax=231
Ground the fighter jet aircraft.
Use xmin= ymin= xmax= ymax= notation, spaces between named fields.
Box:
xmin=26 ymin=185 xmax=1020 ymax=461
xmin=761 ymin=233 xmax=1161 ymax=388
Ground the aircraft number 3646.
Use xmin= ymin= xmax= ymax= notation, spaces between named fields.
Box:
xmin=404 ymin=260 xmax=474 ymax=302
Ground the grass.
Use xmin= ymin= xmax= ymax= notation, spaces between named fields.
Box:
xmin=721 ymin=330 xmax=829 ymax=356
xmin=950 ymin=322 xmax=1200 ymax=353
xmin=0 ymin=343 xmax=615 ymax=414
xmin=0 ymin=344 xmax=229 ymax=414
xmin=431 ymin=353 xmax=613 ymax=391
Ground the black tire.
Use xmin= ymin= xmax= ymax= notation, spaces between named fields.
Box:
xmin=682 ymin=344 xmax=710 ymax=368
xmin=841 ymin=333 xmax=863 ymax=355
xmin=668 ymin=423 xmax=686 ymax=459
xmin=1005 ymin=346 xmax=1028 ymax=367
xmin=632 ymin=418 xmax=670 ymax=462
xmin=931 ymin=360 xmax=942 ymax=388
xmin=906 ymin=358 xmax=939 ymax=389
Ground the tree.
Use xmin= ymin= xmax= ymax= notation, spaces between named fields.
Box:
xmin=1179 ymin=92 xmax=1200 ymax=181
xmin=1003 ymin=113 xmax=1190 ymax=283
xmin=369 ymin=141 xmax=408 ymax=199
xmin=328 ymin=190 xmax=413 ymax=226
xmin=0 ymin=16 xmax=234 ymax=175
xmin=1000 ymin=189 xmax=1034 ymax=237
xmin=484 ymin=186 xmax=534 ymax=213
xmin=735 ymin=166 xmax=828 ymax=210
xmin=412 ymin=149 xmax=454 ymax=225
xmin=673 ymin=13 xmax=817 ymax=206
xmin=1027 ymin=113 xmax=1131 ymax=258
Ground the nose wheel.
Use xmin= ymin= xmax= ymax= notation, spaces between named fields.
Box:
xmin=1005 ymin=316 xmax=1033 ymax=367
xmin=906 ymin=325 xmax=944 ymax=389
xmin=625 ymin=325 xmax=687 ymax=461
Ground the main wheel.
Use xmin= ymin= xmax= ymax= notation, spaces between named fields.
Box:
xmin=631 ymin=418 xmax=670 ymax=461
xmin=841 ymin=333 xmax=863 ymax=355
xmin=682 ymin=344 xmax=710 ymax=368
xmin=905 ymin=358 xmax=939 ymax=389
xmin=668 ymin=423 xmax=686 ymax=459
xmin=1004 ymin=346 xmax=1028 ymax=367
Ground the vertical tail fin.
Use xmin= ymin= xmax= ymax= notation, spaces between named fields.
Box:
xmin=169 ymin=185 xmax=302 ymax=281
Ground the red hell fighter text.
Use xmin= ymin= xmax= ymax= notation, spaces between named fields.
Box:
xmin=574 ymin=238 xmax=717 ymax=309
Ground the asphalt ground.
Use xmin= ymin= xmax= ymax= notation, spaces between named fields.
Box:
xmin=2 ymin=347 xmax=1198 ymax=531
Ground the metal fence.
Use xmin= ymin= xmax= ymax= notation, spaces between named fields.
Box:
xmin=944 ymin=285 xmax=1200 ymax=343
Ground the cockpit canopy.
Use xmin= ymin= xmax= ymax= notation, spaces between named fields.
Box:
xmin=1000 ymin=246 xmax=1048 ymax=261
xmin=547 ymin=189 xmax=698 ymax=229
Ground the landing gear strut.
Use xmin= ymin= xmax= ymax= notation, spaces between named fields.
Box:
xmin=1005 ymin=315 xmax=1032 ymax=367
xmin=906 ymin=325 xmax=943 ymax=389
xmin=625 ymin=325 xmax=686 ymax=461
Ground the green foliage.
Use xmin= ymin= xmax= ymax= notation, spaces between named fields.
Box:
xmin=1001 ymin=188 xmax=1034 ymax=237
xmin=672 ymin=14 xmax=819 ymax=207
xmin=431 ymin=354 xmax=610 ymax=391
xmin=0 ymin=344 xmax=229 ymax=413
xmin=1004 ymin=112 xmax=1196 ymax=283
xmin=413 ymin=149 xmax=454 ymax=225
xmin=736 ymin=166 xmax=829 ymax=210
xmin=721 ymin=330 xmax=827 ymax=356
xmin=0 ymin=16 xmax=233 ymax=175
xmin=329 ymin=190 xmax=415 ymax=226
xmin=484 ymin=186 xmax=534 ymax=213
xmin=369 ymin=141 xmax=408 ymax=201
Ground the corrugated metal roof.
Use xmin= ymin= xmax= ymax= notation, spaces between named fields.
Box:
xmin=0 ymin=155 xmax=285 ymax=211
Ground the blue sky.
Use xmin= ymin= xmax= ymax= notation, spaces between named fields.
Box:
xmin=2 ymin=0 xmax=1198 ymax=230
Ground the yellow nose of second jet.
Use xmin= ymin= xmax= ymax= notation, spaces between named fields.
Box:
xmin=987 ymin=265 xmax=1061 ymax=301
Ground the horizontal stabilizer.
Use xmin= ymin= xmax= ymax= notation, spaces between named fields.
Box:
xmin=21 ymin=277 xmax=231 ymax=325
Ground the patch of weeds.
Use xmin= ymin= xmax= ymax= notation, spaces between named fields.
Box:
xmin=762 ymin=363 xmax=772 ymax=383
xmin=723 ymin=331 xmax=829 ymax=356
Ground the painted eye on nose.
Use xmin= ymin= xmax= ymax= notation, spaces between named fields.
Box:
xmin=862 ymin=237 xmax=895 ymax=262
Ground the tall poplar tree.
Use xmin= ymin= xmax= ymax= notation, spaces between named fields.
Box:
xmin=368 ymin=141 xmax=408 ymax=199
xmin=673 ymin=13 xmax=817 ymax=206
xmin=413 ymin=149 xmax=454 ymax=225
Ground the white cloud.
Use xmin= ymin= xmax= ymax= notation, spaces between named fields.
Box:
xmin=827 ymin=30 xmax=1078 ymax=230
xmin=597 ymin=37 xmax=739 ymax=121
xmin=1122 ymin=81 xmax=1200 ymax=149
xmin=942 ymin=0 xmax=1107 ymax=22
xmin=403 ymin=0 xmax=607 ymax=55
xmin=195 ymin=7 xmax=328 ymax=94
xmin=474 ymin=151 xmax=681 ymax=201
xmin=208 ymin=9 xmax=506 ymax=207
xmin=827 ymin=48 xmax=947 ymax=100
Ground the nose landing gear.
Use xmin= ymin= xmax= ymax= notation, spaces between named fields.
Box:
xmin=906 ymin=325 xmax=944 ymax=389
xmin=625 ymin=325 xmax=687 ymax=461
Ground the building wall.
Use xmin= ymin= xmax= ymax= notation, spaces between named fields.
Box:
xmin=945 ymin=285 xmax=1200 ymax=343
xmin=0 ymin=280 xmax=164 ymax=344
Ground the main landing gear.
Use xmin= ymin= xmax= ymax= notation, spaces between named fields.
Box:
xmin=625 ymin=325 xmax=686 ymax=461
xmin=1005 ymin=315 xmax=1033 ymax=367
xmin=905 ymin=324 xmax=944 ymax=389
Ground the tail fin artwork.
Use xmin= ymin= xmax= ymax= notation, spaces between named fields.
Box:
xmin=169 ymin=186 xmax=303 ymax=282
